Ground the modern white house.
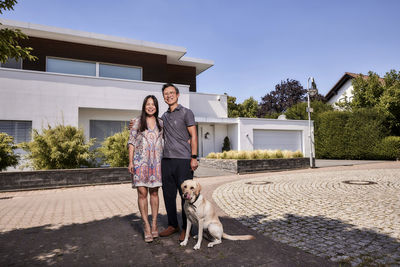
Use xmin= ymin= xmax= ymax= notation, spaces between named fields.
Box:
xmin=0 ymin=19 xmax=314 ymax=158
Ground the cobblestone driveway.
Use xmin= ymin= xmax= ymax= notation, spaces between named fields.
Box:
xmin=213 ymin=168 xmax=400 ymax=266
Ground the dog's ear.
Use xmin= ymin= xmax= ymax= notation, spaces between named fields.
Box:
xmin=195 ymin=181 xmax=202 ymax=195
xmin=181 ymin=181 xmax=186 ymax=191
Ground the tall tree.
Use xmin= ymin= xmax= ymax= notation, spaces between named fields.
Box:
xmin=240 ymin=97 xmax=259 ymax=118
xmin=227 ymin=95 xmax=241 ymax=118
xmin=227 ymin=95 xmax=259 ymax=118
xmin=258 ymin=79 xmax=325 ymax=118
xmin=285 ymin=100 xmax=333 ymax=120
xmin=0 ymin=0 xmax=37 ymax=63
xmin=258 ymin=79 xmax=306 ymax=117
xmin=351 ymin=70 xmax=400 ymax=135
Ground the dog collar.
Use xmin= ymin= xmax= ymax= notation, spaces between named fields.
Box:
xmin=192 ymin=193 xmax=201 ymax=205
xmin=188 ymin=194 xmax=201 ymax=210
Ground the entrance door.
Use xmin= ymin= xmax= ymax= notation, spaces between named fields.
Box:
xmin=199 ymin=124 xmax=214 ymax=157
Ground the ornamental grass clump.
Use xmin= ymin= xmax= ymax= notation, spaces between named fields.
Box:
xmin=207 ymin=152 xmax=217 ymax=159
xmin=226 ymin=150 xmax=238 ymax=159
xmin=206 ymin=149 xmax=303 ymax=159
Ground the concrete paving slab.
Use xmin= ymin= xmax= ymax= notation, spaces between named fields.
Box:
xmin=0 ymin=161 xmax=398 ymax=266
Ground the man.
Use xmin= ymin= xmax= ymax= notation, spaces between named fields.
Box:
xmin=158 ymin=83 xmax=198 ymax=242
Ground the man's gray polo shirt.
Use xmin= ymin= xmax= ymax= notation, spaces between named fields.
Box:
xmin=161 ymin=104 xmax=195 ymax=159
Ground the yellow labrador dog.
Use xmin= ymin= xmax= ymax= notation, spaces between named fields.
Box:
xmin=180 ymin=180 xmax=255 ymax=250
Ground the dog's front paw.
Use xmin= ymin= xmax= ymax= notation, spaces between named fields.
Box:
xmin=180 ymin=240 xmax=188 ymax=246
xmin=193 ymin=243 xmax=201 ymax=250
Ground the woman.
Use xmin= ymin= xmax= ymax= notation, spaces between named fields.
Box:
xmin=128 ymin=95 xmax=163 ymax=243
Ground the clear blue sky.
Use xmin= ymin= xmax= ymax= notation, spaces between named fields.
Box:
xmin=2 ymin=0 xmax=400 ymax=102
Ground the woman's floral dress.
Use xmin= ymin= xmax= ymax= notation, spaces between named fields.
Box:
xmin=128 ymin=117 xmax=163 ymax=188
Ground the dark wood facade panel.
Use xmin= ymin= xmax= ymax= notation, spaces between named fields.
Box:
xmin=167 ymin=64 xmax=196 ymax=92
xmin=21 ymin=37 xmax=196 ymax=91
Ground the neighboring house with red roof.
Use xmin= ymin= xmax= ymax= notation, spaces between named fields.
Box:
xmin=325 ymin=72 xmax=384 ymax=108
xmin=325 ymin=72 xmax=361 ymax=107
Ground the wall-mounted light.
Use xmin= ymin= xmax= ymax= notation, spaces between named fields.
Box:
xmin=205 ymin=132 xmax=210 ymax=139
xmin=217 ymin=96 xmax=221 ymax=101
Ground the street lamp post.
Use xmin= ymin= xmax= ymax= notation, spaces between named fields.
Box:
xmin=307 ymin=77 xmax=318 ymax=168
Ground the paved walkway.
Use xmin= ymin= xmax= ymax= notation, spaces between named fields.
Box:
xmin=214 ymin=162 xmax=400 ymax=266
xmin=0 ymin=161 xmax=399 ymax=266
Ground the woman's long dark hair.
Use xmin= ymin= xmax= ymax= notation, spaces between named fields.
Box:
xmin=139 ymin=95 xmax=162 ymax=132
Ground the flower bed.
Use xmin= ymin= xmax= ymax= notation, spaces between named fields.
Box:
xmin=200 ymin=157 xmax=310 ymax=174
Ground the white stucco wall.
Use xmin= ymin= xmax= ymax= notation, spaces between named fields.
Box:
xmin=327 ymin=79 xmax=353 ymax=107
xmin=214 ymin=124 xmax=228 ymax=152
xmin=0 ymin=68 xmax=189 ymax=134
xmin=189 ymin=92 xmax=227 ymax=118
xmin=227 ymin=124 xmax=239 ymax=151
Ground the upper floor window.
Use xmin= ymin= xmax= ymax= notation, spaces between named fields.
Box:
xmin=47 ymin=57 xmax=96 ymax=76
xmin=46 ymin=57 xmax=142 ymax=81
xmin=0 ymin=58 xmax=22 ymax=69
xmin=99 ymin=63 xmax=142 ymax=80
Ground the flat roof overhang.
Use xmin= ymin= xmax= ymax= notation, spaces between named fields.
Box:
xmin=0 ymin=18 xmax=214 ymax=75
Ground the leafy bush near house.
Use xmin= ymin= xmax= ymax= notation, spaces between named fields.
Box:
xmin=20 ymin=124 xmax=96 ymax=170
xmin=206 ymin=149 xmax=303 ymax=160
xmin=0 ymin=133 xmax=19 ymax=171
xmin=376 ymin=136 xmax=400 ymax=160
xmin=315 ymin=108 xmax=389 ymax=159
xmin=97 ymin=128 xmax=130 ymax=167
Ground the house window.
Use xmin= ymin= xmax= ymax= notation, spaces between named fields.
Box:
xmin=47 ymin=58 xmax=96 ymax=76
xmin=0 ymin=58 xmax=22 ymax=69
xmin=99 ymin=63 xmax=142 ymax=80
xmin=89 ymin=120 xmax=129 ymax=148
xmin=0 ymin=120 xmax=32 ymax=143
xmin=46 ymin=57 xmax=142 ymax=81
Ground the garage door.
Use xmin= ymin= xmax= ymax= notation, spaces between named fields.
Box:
xmin=253 ymin=130 xmax=302 ymax=151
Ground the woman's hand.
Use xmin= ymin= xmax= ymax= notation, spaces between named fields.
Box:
xmin=128 ymin=162 xmax=134 ymax=174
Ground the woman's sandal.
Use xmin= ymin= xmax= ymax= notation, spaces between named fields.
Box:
xmin=144 ymin=224 xmax=153 ymax=243
xmin=151 ymin=229 xmax=159 ymax=238
xmin=144 ymin=232 xmax=153 ymax=243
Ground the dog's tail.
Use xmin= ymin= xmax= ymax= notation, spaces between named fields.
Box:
xmin=222 ymin=233 xmax=255 ymax=241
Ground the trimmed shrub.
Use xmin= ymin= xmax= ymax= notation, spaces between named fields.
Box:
xmin=315 ymin=108 xmax=389 ymax=159
xmin=0 ymin=133 xmax=19 ymax=171
xmin=20 ymin=124 xmax=96 ymax=170
xmin=222 ymin=136 xmax=231 ymax=152
xmin=376 ymin=136 xmax=400 ymax=160
xmin=97 ymin=128 xmax=130 ymax=167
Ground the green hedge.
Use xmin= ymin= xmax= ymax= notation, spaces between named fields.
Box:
xmin=315 ymin=109 xmax=391 ymax=159
xmin=376 ymin=136 xmax=400 ymax=160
